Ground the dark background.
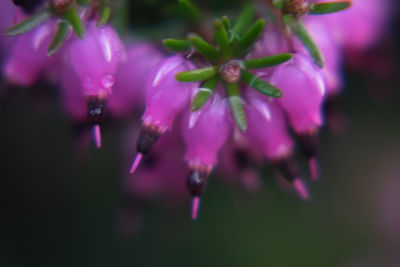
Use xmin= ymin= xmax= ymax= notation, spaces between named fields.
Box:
xmin=0 ymin=0 xmax=400 ymax=266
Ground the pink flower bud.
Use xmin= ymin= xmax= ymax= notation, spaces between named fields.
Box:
xmin=245 ymin=90 xmax=294 ymax=160
xmin=271 ymin=52 xmax=325 ymax=133
xmin=67 ymin=21 xmax=124 ymax=97
xmin=107 ymin=43 xmax=164 ymax=117
xmin=142 ymin=55 xmax=199 ymax=131
xmin=4 ymin=22 xmax=56 ymax=86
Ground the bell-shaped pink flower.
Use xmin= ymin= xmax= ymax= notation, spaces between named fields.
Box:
xmin=130 ymin=55 xmax=198 ymax=173
xmin=271 ymin=52 xmax=325 ymax=133
xmin=67 ymin=21 xmax=124 ymax=148
xmin=245 ymin=90 xmax=309 ymax=200
xmin=107 ymin=43 xmax=164 ymax=117
xmin=182 ymin=92 xmax=231 ymax=219
xmin=4 ymin=21 xmax=56 ymax=86
xmin=270 ymin=53 xmax=325 ymax=180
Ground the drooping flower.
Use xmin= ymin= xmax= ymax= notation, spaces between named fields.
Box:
xmin=67 ymin=21 xmax=125 ymax=148
xmin=271 ymin=52 xmax=326 ymax=179
xmin=182 ymin=92 xmax=231 ymax=219
xmin=129 ymin=55 xmax=199 ymax=173
xmin=245 ymin=89 xmax=310 ymax=199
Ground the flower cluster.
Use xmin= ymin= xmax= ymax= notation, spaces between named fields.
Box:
xmin=0 ymin=0 xmax=393 ymax=222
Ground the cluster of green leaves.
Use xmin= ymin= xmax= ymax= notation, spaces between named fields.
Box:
xmin=4 ymin=0 xmax=111 ymax=56
xmin=164 ymin=2 xmax=293 ymax=132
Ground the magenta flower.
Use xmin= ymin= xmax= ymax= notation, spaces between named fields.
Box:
xmin=182 ymin=92 xmax=231 ymax=219
xmin=271 ymin=52 xmax=325 ymax=179
xmin=130 ymin=55 xmax=199 ymax=173
xmin=245 ymin=89 xmax=309 ymax=199
xmin=67 ymin=21 xmax=125 ymax=148
xmin=107 ymin=43 xmax=164 ymax=117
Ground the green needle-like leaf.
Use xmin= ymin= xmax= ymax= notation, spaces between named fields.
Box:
xmin=175 ymin=66 xmax=218 ymax=82
xmin=309 ymin=1 xmax=352 ymax=15
xmin=47 ymin=20 xmax=71 ymax=56
xmin=163 ymin=38 xmax=191 ymax=52
xmin=225 ymin=82 xmax=247 ymax=132
xmin=244 ymin=53 xmax=293 ymax=69
xmin=178 ymin=0 xmax=201 ymax=23
xmin=97 ymin=0 xmax=111 ymax=26
xmin=188 ymin=33 xmax=219 ymax=61
xmin=283 ymin=15 xmax=324 ymax=68
xmin=214 ymin=19 xmax=230 ymax=59
xmin=222 ymin=16 xmax=231 ymax=32
xmin=241 ymin=70 xmax=282 ymax=98
xmin=191 ymin=77 xmax=219 ymax=111
xmin=234 ymin=19 xmax=266 ymax=57
xmin=64 ymin=7 xmax=86 ymax=39
xmin=230 ymin=4 xmax=255 ymax=43
xmin=5 ymin=8 xmax=53 ymax=36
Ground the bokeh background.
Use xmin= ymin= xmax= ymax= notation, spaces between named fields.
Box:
xmin=0 ymin=0 xmax=400 ymax=266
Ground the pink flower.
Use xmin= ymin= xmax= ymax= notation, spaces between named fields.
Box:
xmin=67 ymin=21 xmax=124 ymax=148
xmin=245 ymin=89 xmax=309 ymax=199
xmin=182 ymin=92 xmax=231 ymax=219
xmin=271 ymin=53 xmax=325 ymax=179
xmin=130 ymin=55 xmax=199 ymax=173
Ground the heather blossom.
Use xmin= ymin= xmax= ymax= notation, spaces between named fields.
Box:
xmin=0 ymin=0 xmax=393 ymax=222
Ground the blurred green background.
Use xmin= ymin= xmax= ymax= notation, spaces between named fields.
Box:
xmin=0 ymin=0 xmax=400 ymax=266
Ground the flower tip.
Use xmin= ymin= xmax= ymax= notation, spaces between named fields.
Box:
xmin=92 ymin=124 xmax=102 ymax=149
xmin=293 ymin=178 xmax=310 ymax=201
xmin=190 ymin=196 xmax=201 ymax=221
xmin=129 ymin=153 xmax=143 ymax=174
xmin=308 ymin=157 xmax=319 ymax=181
